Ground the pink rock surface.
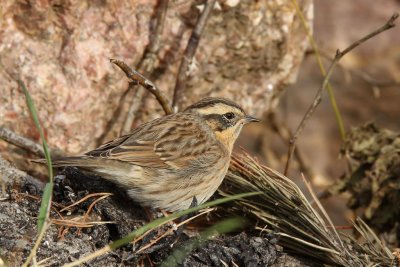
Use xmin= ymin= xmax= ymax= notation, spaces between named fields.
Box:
xmin=0 ymin=0 xmax=311 ymax=156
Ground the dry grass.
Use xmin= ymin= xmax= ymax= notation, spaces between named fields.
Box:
xmin=219 ymin=152 xmax=394 ymax=266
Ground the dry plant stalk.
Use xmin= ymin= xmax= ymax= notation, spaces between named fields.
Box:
xmin=172 ymin=0 xmax=217 ymax=110
xmin=284 ymin=12 xmax=399 ymax=175
xmin=122 ymin=0 xmax=170 ymax=134
xmin=110 ymin=59 xmax=173 ymax=115
xmin=219 ymin=153 xmax=394 ymax=266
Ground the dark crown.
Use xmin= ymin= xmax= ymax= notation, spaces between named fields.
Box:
xmin=184 ymin=97 xmax=244 ymax=113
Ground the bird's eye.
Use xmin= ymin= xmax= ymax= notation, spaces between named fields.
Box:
xmin=223 ymin=112 xmax=235 ymax=120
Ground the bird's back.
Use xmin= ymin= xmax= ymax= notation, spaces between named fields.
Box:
xmin=50 ymin=112 xmax=230 ymax=211
xmin=38 ymin=96 xmax=258 ymax=211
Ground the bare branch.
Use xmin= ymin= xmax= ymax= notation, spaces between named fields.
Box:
xmin=110 ymin=59 xmax=173 ymax=115
xmin=306 ymin=48 xmax=400 ymax=91
xmin=0 ymin=126 xmax=44 ymax=157
xmin=172 ymin=0 xmax=217 ymax=110
xmin=351 ymin=68 xmax=400 ymax=88
xmin=139 ymin=0 xmax=170 ymax=73
xmin=0 ymin=126 xmax=64 ymax=158
xmin=284 ymin=12 xmax=399 ymax=176
xmin=267 ymin=113 xmax=314 ymax=179
xmin=122 ymin=0 xmax=169 ymax=133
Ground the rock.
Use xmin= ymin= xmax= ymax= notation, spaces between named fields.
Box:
xmin=0 ymin=0 xmax=312 ymax=158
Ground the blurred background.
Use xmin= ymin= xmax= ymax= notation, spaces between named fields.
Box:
xmin=249 ymin=0 xmax=400 ymax=227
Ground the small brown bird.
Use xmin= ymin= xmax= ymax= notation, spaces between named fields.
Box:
xmin=45 ymin=97 xmax=259 ymax=212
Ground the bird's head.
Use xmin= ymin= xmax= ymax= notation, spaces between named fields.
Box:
xmin=184 ymin=97 xmax=259 ymax=152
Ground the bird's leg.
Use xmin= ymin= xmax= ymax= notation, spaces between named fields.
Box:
xmin=190 ymin=196 xmax=198 ymax=208
xmin=174 ymin=196 xmax=198 ymax=236
xmin=136 ymin=197 xmax=198 ymax=254
xmin=137 ymin=209 xmax=174 ymax=254
xmin=183 ymin=196 xmax=198 ymax=220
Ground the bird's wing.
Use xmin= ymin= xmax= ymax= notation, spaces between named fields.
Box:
xmin=85 ymin=114 xmax=219 ymax=169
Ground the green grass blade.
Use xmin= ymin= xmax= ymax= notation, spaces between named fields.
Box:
xmin=290 ymin=0 xmax=346 ymax=140
xmin=161 ymin=217 xmax=246 ymax=267
xmin=37 ymin=182 xmax=53 ymax=231
xmin=64 ymin=192 xmax=261 ymax=267
xmin=18 ymin=80 xmax=54 ymax=231
xmin=110 ymin=191 xmax=260 ymax=249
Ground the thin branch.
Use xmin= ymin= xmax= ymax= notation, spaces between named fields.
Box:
xmin=0 ymin=126 xmax=44 ymax=157
xmin=110 ymin=59 xmax=173 ymax=115
xmin=284 ymin=12 xmax=399 ymax=176
xmin=51 ymin=219 xmax=113 ymax=228
xmin=122 ymin=0 xmax=170 ymax=133
xmin=351 ymin=68 xmax=400 ymax=88
xmin=139 ymin=0 xmax=169 ymax=73
xmin=172 ymin=0 xmax=216 ymax=110
xmin=306 ymin=48 xmax=400 ymax=90
xmin=267 ymin=113 xmax=314 ymax=179
xmin=291 ymin=0 xmax=346 ymax=141
xmin=135 ymin=208 xmax=214 ymax=254
xmin=59 ymin=193 xmax=112 ymax=212
xmin=0 ymin=126 xmax=64 ymax=158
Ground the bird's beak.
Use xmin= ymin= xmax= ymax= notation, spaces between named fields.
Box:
xmin=244 ymin=115 xmax=260 ymax=124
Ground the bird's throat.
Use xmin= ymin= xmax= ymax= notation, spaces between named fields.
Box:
xmin=214 ymin=128 xmax=237 ymax=155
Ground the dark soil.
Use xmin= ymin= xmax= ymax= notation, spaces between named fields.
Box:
xmin=0 ymin=167 xmax=315 ymax=266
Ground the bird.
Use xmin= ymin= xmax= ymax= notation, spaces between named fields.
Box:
xmin=40 ymin=97 xmax=259 ymax=212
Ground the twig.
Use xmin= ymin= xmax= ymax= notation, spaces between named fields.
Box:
xmin=63 ymin=193 xmax=259 ymax=267
xmin=135 ymin=208 xmax=214 ymax=254
xmin=122 ymin=0 xmax=170 ymax=133
xmin=60 ymin=192 xmax=112 ymax=212
xmin=0 ymin=126 xmax=44 ymax=157
xmin=306 ymin=48 xmax=400 ymax=92
xmin=51 ymin=219 xmax=113 ymax=228
xmin=172 ymin=0 xmax=216 ymax=110
xmin=110 ymin=59 xmax=173 ymax=115
xmin=139 ymin=0 xmax=169 ymax=73
xmin=0 ymin=126 xmax=64 ymax=158
xmin=291 ymin=0 xmax=346 ymax=141
xmin=17 ymin=193 xmax=65 ymax=209
xmin=36 ymin=256 xmax=54 ymax=267
xmin=352 ymin=68 xmax=400 ymax=88
xmin=82 ymin=194 xmax=112 ymax=223
xmin=283 ymin=12 xmax=399 ymax=176
xmin=267 ymin=113 xmax=314 ymax=179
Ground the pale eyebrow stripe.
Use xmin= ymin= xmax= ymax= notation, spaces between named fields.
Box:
xmin=184 ymin=97 xmax=244 ymax=113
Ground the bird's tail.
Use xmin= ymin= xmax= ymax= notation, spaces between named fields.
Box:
xmin=31 ymin=156 xmax=107 ymax=168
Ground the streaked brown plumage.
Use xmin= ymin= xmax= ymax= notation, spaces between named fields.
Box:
xmin=44 ymin=97 xmax=259 ymax=211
